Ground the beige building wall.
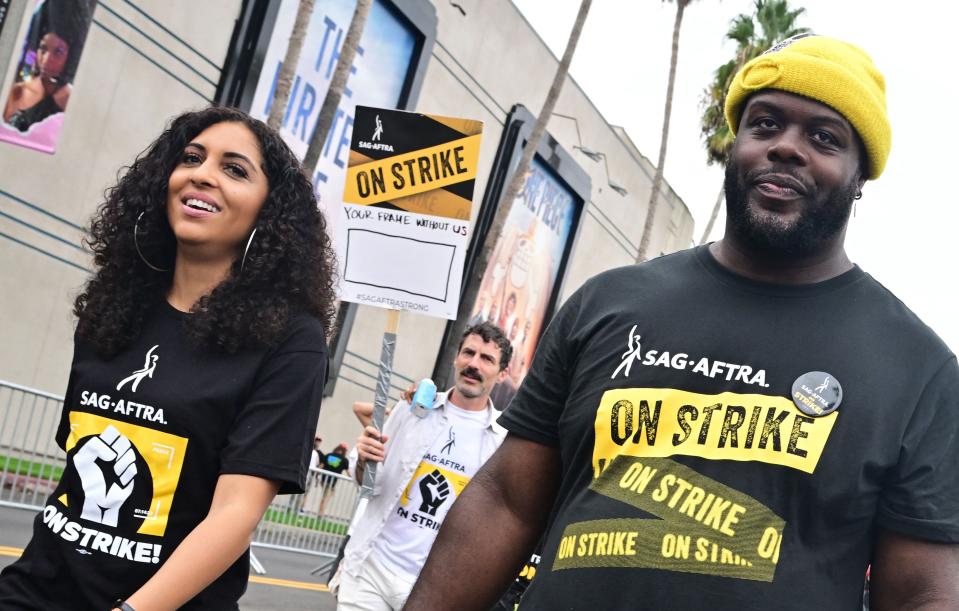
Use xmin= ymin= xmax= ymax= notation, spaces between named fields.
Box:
xmin=0 ymin=0 xmax=695 ymax=451
xmin=0 ymin=0 xmax=242 ymax=393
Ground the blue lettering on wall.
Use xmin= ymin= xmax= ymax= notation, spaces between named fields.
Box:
xmin=259 ymin=11 xmax=367 ymax=179
xmin=293 ymin=82 xmax=317 ymax=140
xmin=253 ymin=0 xmax=417 ymax=197
xmin=315 ymin=16 xmax=337 ymax=72
xmin=521 ymin=166 xmax=572 ymax=235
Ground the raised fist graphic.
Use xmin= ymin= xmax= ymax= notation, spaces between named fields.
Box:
xmin=74 ymin=425 xmax=138 ymax=527
xmin=418 ymin=469 xmax=450 ymax=516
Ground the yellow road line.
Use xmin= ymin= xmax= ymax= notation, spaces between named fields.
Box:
xmin=0 ymin=546 xmax=327 ymax=593
xmin=248 ymin=575 xmax=329 ymax=592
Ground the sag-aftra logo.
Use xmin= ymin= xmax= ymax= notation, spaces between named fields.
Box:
xmin=611 ymin=324 xmax=769 ymax=388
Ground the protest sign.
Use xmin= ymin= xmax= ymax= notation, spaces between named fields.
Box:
xmin=338 ymin=105 xmax=482 ymax=319
xmin=247 ymin=0 xmax=423 ymax=236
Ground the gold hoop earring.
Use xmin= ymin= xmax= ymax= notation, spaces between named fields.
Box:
xmin=134 ymin=212 xmax=170 ymax=272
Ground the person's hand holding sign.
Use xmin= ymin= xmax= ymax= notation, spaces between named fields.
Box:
xmin=355 ymin=425 xmax=389 ymax=484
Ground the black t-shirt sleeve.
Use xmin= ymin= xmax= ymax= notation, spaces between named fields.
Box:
xmin=497 ymin=287 xmax=585 ymax=446
xmin=219 ymin=317 xmax=328 ymax=495
xmin=55 ymin=339 xmax=82 ymax=450
xmin=876 ymin=355 xmax=959 ymax=542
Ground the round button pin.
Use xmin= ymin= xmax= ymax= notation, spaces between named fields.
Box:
xmin=791 ymin=371 xmax=842 ymax=417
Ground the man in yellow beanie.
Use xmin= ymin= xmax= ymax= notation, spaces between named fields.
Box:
xmin=405 ymin=34 xmax=959 ymax=611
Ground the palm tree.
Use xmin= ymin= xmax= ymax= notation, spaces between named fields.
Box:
xmin=264 ymin=0 xmax=372 ymax=171
xmin=433 ymin=0 xmax=593 ymax=388
xmin=266 ymin=0 xmax=316 ymax=130
xmin=636 ymin=0 xmax=694 ymax=263
xmin=280 ymin=0 xmax=371 ymax=350
xmin=697 ymin=0 xmax=809 ymax=244
xmin=303 ymin=0 xmax=373 ymax=173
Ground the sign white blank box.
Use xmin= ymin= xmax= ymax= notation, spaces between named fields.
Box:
xmin=344 ymin=229 xmax=455 ymax=301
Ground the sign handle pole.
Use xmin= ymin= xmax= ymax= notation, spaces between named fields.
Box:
xmin=360 ymin=309 xmax=400 ymax=498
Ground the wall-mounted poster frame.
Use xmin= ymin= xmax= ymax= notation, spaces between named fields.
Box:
xmin=433 ymin=104 xmax=590 ymax=406
xmin=215 ymin=0 xmax=437 ymax=396
xmin=0 ymin=0 xmax=96 ymax=154
xmin=0 ymin=1 xmax=16 ymax=40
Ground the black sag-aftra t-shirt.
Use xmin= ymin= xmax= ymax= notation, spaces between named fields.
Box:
xmin=498 ymin=246 xmax=959 ymax=611
xmin=0 ymin=302 xmax=327 ymax=610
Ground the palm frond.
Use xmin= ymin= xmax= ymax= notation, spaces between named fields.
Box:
xmin=698 ymin=0 xmax=808 ymax=167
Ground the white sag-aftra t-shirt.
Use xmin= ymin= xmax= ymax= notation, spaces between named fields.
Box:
xmin=372 ymin=401 xmax=488 ymax=580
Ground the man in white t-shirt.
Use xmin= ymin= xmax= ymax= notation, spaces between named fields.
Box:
xmin=332 ymin=322 xmax=513 ymax=611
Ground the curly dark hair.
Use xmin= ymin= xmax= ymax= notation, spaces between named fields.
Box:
xmin=460 ymin=321 xmax=513 ymax=371
xmin=75 ymin=106 xmax=337 ymax=357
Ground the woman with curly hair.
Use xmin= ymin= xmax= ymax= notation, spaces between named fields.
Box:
xmin=0 ymin=106 xmax=336 ymax=610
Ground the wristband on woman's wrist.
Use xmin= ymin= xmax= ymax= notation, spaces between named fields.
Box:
xmin=113 ymin=599 xmax=136 ymax=611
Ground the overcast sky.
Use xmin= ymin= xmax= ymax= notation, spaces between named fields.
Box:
xmin=512 ymin=0 xmax=959 ymax=351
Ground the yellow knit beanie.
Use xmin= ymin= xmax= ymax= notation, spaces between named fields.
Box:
xmin=724 ymin=34 xmax=891 ymax=179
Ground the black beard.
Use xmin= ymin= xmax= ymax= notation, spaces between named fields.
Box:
xmin=723 ymin=158 xmax=858 ymax=258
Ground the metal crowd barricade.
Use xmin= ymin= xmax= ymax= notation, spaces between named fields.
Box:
xmin=253 ymin=469 xmax=360 ymax=572
xmin=0 ymin=380 xmax=66 ymax=511
xmin=0 ymin=379 xmax=360 ymax=576
xmin=250 ymin=467 xmax=361 ymax=573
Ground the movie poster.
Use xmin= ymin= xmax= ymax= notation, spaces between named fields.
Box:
xmin=0 ymin=0 xmax=96 ymax=154
xmin=248 ymin=0 xmax=417 ymax=236
xmin=468 ymin=158 xmax=577 ymax=404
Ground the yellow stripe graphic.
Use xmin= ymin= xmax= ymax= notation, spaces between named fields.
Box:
xmin=427 ymin=116 xmax=483 ymax=136
xmin=593 ymin=388 xmax=837 ymax=475
xmin=0 ymin=545 xmax=328 ymax=591
xmin=386 ymin=188 xmax=473 ymax=221
xmin=401 ymin=461 xmax=472 ymax=506
xmin=348 ymin=149 xmax=374 ymax=167
xmin=67 ymin=411 xmax=189 ymax=536
xmin=554 ymin=457 xmax=786 ymax=581
xmin=344 ymin=134 xmax=481 ymax=206
xmin=248 ymin=575 xmax=329 ymax=592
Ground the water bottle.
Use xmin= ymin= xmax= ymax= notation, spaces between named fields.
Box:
xmin=410 ymin=379 xmax=438 ymax=418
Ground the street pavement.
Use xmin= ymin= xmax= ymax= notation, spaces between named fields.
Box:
xmin=0 ymin=505 xmax=338 ymax=610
